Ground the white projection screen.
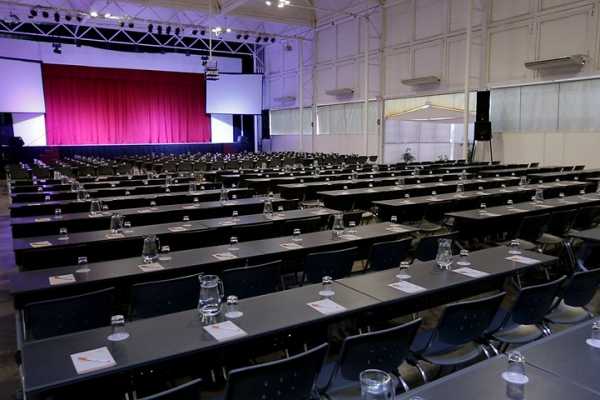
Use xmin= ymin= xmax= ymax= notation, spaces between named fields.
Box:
xmin=206 ymin=73 xmax=263 ymax=115
xmin=0 ymin=58 xmax=45 ymax=113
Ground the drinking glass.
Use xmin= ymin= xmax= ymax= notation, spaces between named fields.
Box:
xmin=142 ymin=235 xmax=160 ymax=263
xmin=587 ymin=320 xmax=600 ymax=348
xmin=263 ymin=197 xmax=274 ymax=217
xmin=507 ymin=199 xmax=514 ymax=206
xmin=225 ymin=295 xmax=243 ymax=319
xmin=457 ymin=249 xmax=471 ymax=266
xmin=89 ymin=200 xmax=101 ymax=216
xmin=331 ymin=213 xmax=345 ymax=239
xmin=189 ymin=182 xmax=197 ymax=193
xmin=54 ymin=208 xmax=62 ymax=218
xmin=107 ymin=315 xmax=130 ymax=342
xmin=504 ymin=351 xmax=528 ymax=384
xmin=534 ymin=189 xmax=544 ymax=202
xmin=123 ymin=221 xmax=132 ymax=232
xmin=479 ymin=203 xmax=487 ymax=214
xmin=76 ymin=256 xmax=90 ymax=273
xmin=231 ymin=210 xmax=240 ymax=223
xmin=228 ymin=236 xmax=239 ymax=251
xmin=508 ymin=240 xmax=522 ymax=255
xmin=390 ymin=215 xmax=398 ymax=226
xmin=110 ymin=213 xmax=124 ymax=234
xmin=159 ymin=245 xmax=172 ymax=261
xmin=292 ymin=228 xmax=302 ymax=241
xmin=359 ymin=370 xmax=394 ymax=400
xmin=396 ymin=261 xmax=411 ymax=280
xmin=318 ymin=276 xmax=335 ymax=297
xmin=456 ymin=184 xmax=464 ymax=194
xmin=347 ymin=221 xmax=357 ymax=233
xmin=58 ymin=227 xmax=69 ymax=241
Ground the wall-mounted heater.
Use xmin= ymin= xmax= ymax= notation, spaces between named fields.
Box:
xmin=401 ymin=76 xmax=441 ymax=86
xmin=525 ymin=55 xmax=587 ymax=70
xmin=274 ymin=96 xmax=297 ymax=103
xmin=325 ymin=88 xmax=355 ymax=97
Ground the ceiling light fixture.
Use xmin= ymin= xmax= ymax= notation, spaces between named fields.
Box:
xmin=89 ymin=11 xmax=98 ymax=17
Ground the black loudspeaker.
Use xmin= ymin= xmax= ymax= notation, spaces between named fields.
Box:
xmin=476 ymin=91 xmax=490 ymax=122
xmin=475 ymin=121 xmax=492 ymax=141
xmin=261 ymin=110 xmax=270 ymax=139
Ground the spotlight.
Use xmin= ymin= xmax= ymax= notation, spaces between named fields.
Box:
xmin=42 ymin=11 xmax=49 ymax=18
xmin=236 ymin=34 xmax=242 ymax=40
xmin=54 ymin=12 xmax=60 ymax=22
xmin=119 ymin=21 xmax=124 ymax=27
xmin=65 ymin=14 xmax=72 ymax=21
xmin=244 ymin=34 xmax=249 ymax=40
xmin=263 ymin=37 xmax=269 ymax=42
xmin=76 ymin=15 xmax=82 ymax=22
xmin=200 ymin=30 xmax=206 ymax=36
xmin=52 ymin=43 xmax=62 ymax=54
xmin=90 ymin=11 xmax=98 ymax=17
xmin=175 ymin=27 xmax=180 ymax=36
xmin=29 ymin=9 xmax=37 ymax=18
xmin=157 ymin=25 xmax=163 ymax=34
xmin=226 ymin=28 xmax=231 ymax=33
xmin=271 ymin=37 xmax=276 ymax=43
xmin=166 ymin=26 xmax=171 ymax=35
xmin=148 ymin=23 xmax=153 ymax=32
xmin=256 ymin=36 xmax=261 ymax=42
xmin=128 ymin=22 xmax=134 ymax=28
xmin=192 ymin=29 xmax=198 ymax=35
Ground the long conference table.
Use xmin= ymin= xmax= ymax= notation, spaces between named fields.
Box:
xmin=317 ymin=177 xmax=522 ymax=211
xmin=10 ymin=176 xmax=200 ymax=193
xmin=12 ymin=207 xmax=338 ymax=269
xmin=447 ymin=192 xmax=600 ymax=239
xmin=372 ymin=181 xmax=589 ymax=221
xmin=10 ymin=222 xmax=418 ymax=306
xmin=16 ymin=246 xmax=556 ymax=399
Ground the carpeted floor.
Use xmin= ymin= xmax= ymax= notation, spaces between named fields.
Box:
xmin=0 ymin=182 xmax=19 ymax=400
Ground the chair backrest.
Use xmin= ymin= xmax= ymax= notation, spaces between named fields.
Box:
xmin=231 ymin=222 xmax=275 ymax=242
xmin=366 ymin=238 xmax=412 ymax=271
xmin=280 ymin=216 xmax=323 ymax=236
xmin=547 ymin=209 xmax=578 ymax=237
xmin=573 ymin=206 xmax=600 ymax=231
xmin=161 ymin=228 xmax=222 ymax=252
xmin=223 ymin=260 xmax=282 ymax=299
xmin=343 ymin=211 xmax=362 ymax=227
xmin=19 ymin=244 xmax=88 ymax=270
xmin=423 ymin=200 xmax=454 ymax=223
xmin=510 ymin=276 xmax=567 ymax=325
xmin=415 ymin=232 xmax=459 ymax=262
xmin=224 ymin=343 xmax=328 ymax=400
xmin=138 ymin=378 xmax=202 ymax=400
xmin=24 ymin=288 xmax=115 ymax=340
xmin=435 ymin=292 xmax=505 ymax=346
xmin=562 ymin=268 xmax=600 ymax=307
xmin=304 ymin=247 xmax=358 ymax=283
xmin=130 ymin=274 xmax=200 ymax=320
xmin=574 ymin=165 xmax=585 ymax=171
xmin=335 ymin=319 xmax=421 ymax=384
xmin=516 ymin=213 xmax=551 ymax=242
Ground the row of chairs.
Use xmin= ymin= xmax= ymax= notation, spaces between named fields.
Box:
xmin=21 ymin=233 xmax=457 ymax=340
xmin=133 ymin=265 xmax=600 ymax=400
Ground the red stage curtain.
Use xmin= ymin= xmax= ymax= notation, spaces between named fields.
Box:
xmin=42 ymin=64 xmax=211 ymax=145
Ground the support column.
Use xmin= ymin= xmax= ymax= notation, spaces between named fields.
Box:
xmin=363 ymin=16 xmax=370 ymax=157
xmin=463 ymin=0 xmax=474 ymax=161
xmin=298 ymin=39 xmax=304 ymax=153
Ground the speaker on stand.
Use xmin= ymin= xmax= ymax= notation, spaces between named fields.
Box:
xmin=471 ymin=91 xmax=493 ymax=163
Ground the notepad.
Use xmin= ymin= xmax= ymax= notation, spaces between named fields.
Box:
xmin=105 ymin=233 xmax=125 ymax=239
xmin=71 ymin=347 xmax=117 ymax=375
xmin=340 ymin=234 xmax=362 ymax=240
xmin=506 ymin=255 xmax=540 ymax=265
xmin=137 ymin=209 xmax=152 ymax=213
xmin=49 ymin=274 xmax=76 ymax=285
xmin=453 ymin=267 xmax=490 ymax=278
xmin=213 ymin=252 xmax=238 ymax=261
xmin=181 ymin=205 xmax=197 ymax=210
xmin=386 ymin=227 xmax=410 ymax=233
xmin=480 ymin=212 xmax=501 ymax=217
xmin=30 ymin=241 xmax=52 ymax=248
xmin=280 ymin=242 xmax=304 ymax=250
xmin=204 ymin=321 xmax=247 ymax=342
xmin=138 ymin=263 xmax=165 ymax=272
xmin=168 ymin=226 xmax=188 ymax=232
xmin=307 ymin=298 xmax=347 ymax=315
xmin=34 ymin=217 xmax=51 ymax=222
xmin=389 ymin=281 xmax=427 ymax=294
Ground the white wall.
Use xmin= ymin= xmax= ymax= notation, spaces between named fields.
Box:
xmin=264 ymin=0 xmax=600 ymax=165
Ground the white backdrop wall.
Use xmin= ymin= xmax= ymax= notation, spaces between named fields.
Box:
xmin=264 ymin=0 xmax=600 ymax=164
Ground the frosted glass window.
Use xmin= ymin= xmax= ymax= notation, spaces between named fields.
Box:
xmin=345 ymin=103 xmax=362 ymax=134
xmin=558 ymin=80 xmax=600 ymax=131
xmin=520 ymin=84 xmax=558 ymax=132
xmin=317 ymin=107 xmax=331 ymax=135
xmin=490 ymin=87 xmax=521 ymax=132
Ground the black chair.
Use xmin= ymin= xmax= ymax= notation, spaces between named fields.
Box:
xmin=231 ymin=222 xmax=275 ymax=242
xmin=223 ymin=343 xmax=328 ymax=400
xmin=319 ymin=319 xmax=422 ymax=395
xmin=419 ymin=200 xmax=454 ymax=232
xmin=489 ymin=276 xmax=567 ymax=348
xmin=343 ymin=211 xmax=363 ymax=227
xmin=411 ymin=292 xmax=505 ymax=376
xmin=539 ymin=209 xmax=578 ymax=246
xmin=574 ymin=165 xmax=586 ymax=171
xmin=138 ymin=378 xmax=202 ymax=400
xmin=573 ymin=205 xmax=600 ymax=231
xmin=23 ymin=288 xmax=115 ymax=340
xmin=545 ymin=268 xmax=600 ymax=326
xmin=130 ymin=274 xmax=200 ymax=320
xmin=303 ymin=247 xmax=358 ymax=283
xmin=365 ymin=238 xmax=412 ymax=272
xmin=513 ymin=213 xmax=551 ymax=249
xmin=161 ymin=228 xmax=223 ymax=252
xmin=222 ymin=260 xmax=283 ymax=299
xmin=414 ymin=232 xmax=459 ymax=262
xmin=280 ymin=217 xmax=323 ymax=236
